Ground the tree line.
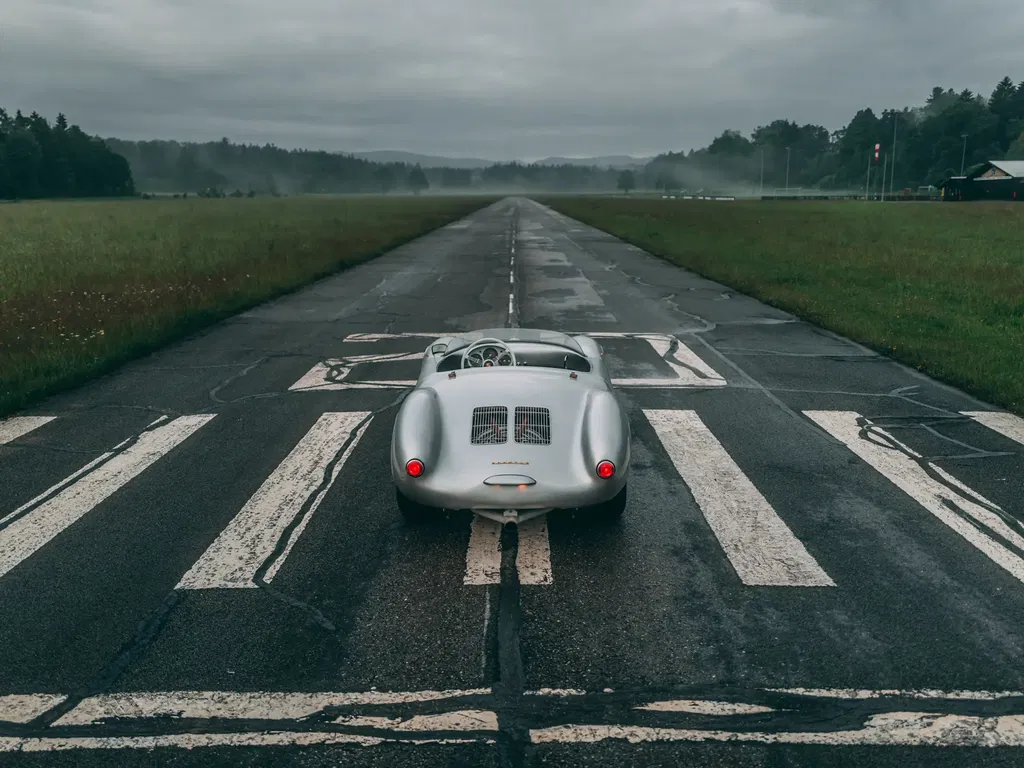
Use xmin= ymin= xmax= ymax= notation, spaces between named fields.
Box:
xmin=640 ymin=76 xmax=1024 ymax=195
xmin=0 ymin=109 xmax=134 ymax=199
xmin=3 ymin=74 xmax=1023 ymax=201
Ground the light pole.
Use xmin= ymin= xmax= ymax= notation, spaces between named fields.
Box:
xmin=759 ymin=148 xmax=764 ymax=196
xmin=960 ymin=134 xmax=968 ymax=175
xmin=785 ymin=147 xmax=791 ymax=193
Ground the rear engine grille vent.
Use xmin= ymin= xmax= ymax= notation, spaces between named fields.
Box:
xmin=514 ymin=407 xmax=551 ymax=445
xmin=471 ymin=406 xmax=508 ymax=444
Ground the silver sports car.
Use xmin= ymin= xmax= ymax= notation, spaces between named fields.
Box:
xmin=390 ymin=328 xmax=630 ymax=524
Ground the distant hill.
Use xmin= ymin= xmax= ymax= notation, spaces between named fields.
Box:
xmin=349 ymin=150 xmax=654 ymax=170
xmin=348 ymin=150 xmax=497 ymax=169
xmin=533 ymin=155 xmax=654 ymax=169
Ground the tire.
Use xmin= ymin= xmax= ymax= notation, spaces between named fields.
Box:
xmin=592 ymin=484 xmax=627 ymax=521
xmin=396 ymin=488 xmax=434 ymax=524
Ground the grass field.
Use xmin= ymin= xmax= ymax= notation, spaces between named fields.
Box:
xmin=539 ymin=197 xmax=1024 ymax=415
xmin=0 ymin=195 xmax=496 ymax=417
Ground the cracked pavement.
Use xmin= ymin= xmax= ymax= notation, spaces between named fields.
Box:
xmin=1 ymin=197 xmax=1024 ymax=766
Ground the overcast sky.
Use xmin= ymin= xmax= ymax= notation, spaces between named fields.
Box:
xmin=5 ymin=0 xmax=1024 ymax=161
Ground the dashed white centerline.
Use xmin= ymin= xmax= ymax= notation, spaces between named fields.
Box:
xmin=516 ymin=515 xmax=553 ymax=585
xmin=177 ymin=412 xmax=370 ymax=589
xmin=962 ymin=411 xmax=1024 ymax=446
xmin=0 ymin=416 xmax=215 ymax=580
xmin=0 ymin=416 xmax=56 ymax=445
xmin=644 ymin=409 xmax=834 ymax=587
xmin=806 ymin=410 xmax=1024 ymax=585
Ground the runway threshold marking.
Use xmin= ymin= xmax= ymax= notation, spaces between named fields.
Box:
xmin=0 ymin=415 xmax=215 ymax=580
xmin=0 ymin=416 xmax=56 ymax=445
xmin=177 ymin=412 xmax=371 ymax=589
xmin=289 ymin=333 xmax=725 ymax=390
xmin=643 ymin=409 xmax=835 ymax=587
xmin=806 ymin=410 xmax=1024 ymax=584
xmin=7 ymin=687 xmax=1024 ymax=752
xmin=962 ymin=411 xmax=1024 ymax=446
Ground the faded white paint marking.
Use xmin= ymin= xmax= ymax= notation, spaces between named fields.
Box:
xmin=636 ymin=700 xmax=775 ymax=715
xmin=0 ymin=450 xmax=121 ymax=528
xmin=806 ymin=410 xmax=1024 ymax=584
xmin=289 ymin=361 xmax=416 ymax=392
xmin=0 ymin=733 xmax=484 ymax=752
xmin=641 ymin=334 xmax=725 ymax=384
xmin=464 ymin=515 xmax=502 ymax=585
xmin=530 ymin=712 xmax=1024 ymax=746
xmin=0 ymin=416 xmax=215 ymax=580
xmin=54 ymin=689 xmax=491 ymax=726
xmin=0 ymin=416 xmax=56 ymax=445
xmin=517 ymin=515 xmax=552 ymax=585
xmin=0 ymin=694 xmax=65 ymax=723
xmin=336 ymin=710 xmax=498 ymax=731
xmin=177 ymin=412 xmax=371 ymax=589
xmin=770 ymin=688 xmax=1024 ymax=700
xmin=644 ymin=410 xmax=834 ymax=587
xmin=963 ymin=411 xmax=1024 ymax=446
xmin=526 ymin=689 xmax=587 ymax=696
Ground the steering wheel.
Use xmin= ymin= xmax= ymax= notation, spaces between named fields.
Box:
xmin=461 ymin=338 xmax=517 ymax=369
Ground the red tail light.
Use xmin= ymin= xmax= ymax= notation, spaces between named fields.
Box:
xmin=406 ymin=459 xmax=424 ymax=477
xmin=596 ymin=460 xmax=615 ymax=479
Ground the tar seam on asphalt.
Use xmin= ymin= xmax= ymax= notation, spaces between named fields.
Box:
xmin=493 ymin=523 xmax=532 ymax=768
xmin=855 ymin=416 xmax=1024 ymax=544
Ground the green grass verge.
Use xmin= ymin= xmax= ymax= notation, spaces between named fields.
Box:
xmin=537 ymin=197 xmax=1024 ymax=415
xmin=0 ymin=195 xmax=498 ymax=417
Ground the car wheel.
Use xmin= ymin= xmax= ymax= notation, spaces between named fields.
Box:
xmin=396 ymin=488 xmax=433 ymax=523
xmin=593 ymin=484 xmax=627 ymax=521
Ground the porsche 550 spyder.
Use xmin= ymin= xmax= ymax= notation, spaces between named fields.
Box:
xmin=390 ymin=328 xmax=630 ymax=524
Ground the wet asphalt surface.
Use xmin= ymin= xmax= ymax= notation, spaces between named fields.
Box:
xmin=1 ymin=197 xmax=1024 ymax=766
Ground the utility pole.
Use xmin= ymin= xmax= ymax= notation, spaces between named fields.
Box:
xmin=866 ymin=150 xmax=872 ymax=200
xmin=960 ymin=134 xmax=968 ymax=175
xmin=881 ymin=153 xmax=888 ymax=201
xmin=890 ymin=112 xmax=898 ymax=197
xmin=785 ymin=147 xmax=791 ymax=193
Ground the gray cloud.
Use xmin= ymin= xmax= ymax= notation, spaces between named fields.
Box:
xmin=4 ymin=0 xmax=1024 ymax=159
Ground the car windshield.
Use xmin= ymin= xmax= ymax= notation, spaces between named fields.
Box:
xmin=445 ymin=328 xmax=584 ymax=355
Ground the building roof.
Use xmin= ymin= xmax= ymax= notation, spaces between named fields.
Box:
xmin=968 ymin=160 xmax=1024 ymax=180
xmin=989 ymin=160 xmax=1024 ymax=178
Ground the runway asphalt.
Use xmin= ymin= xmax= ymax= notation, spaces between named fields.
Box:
xmin=2 ymin=197 xmax=1024 ymax=766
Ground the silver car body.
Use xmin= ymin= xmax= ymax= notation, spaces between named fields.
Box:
xmin=391 ymin=328 xmax=631 ymax=524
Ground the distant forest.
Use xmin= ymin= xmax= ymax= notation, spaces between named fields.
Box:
xmin=0 ymin=109 xmax=133 ymax=199
xmin=2 ymin=74 xmax=1023 ymax=200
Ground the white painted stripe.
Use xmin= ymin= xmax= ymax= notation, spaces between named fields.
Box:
xmin=525 ymin=688 xmax=588 ymax=696
xmin=336 ymin=710 xmax=498 ymax=731
xmin=517 ymin=515 xmax=552 ymax=585
xmin=0 ymin=416 xmax=56 ymax=445
xmin=264 ymin=418 xmax=371 ymax=582
xmin=289 ymin=361 xmax=417 ymax=391
xmin=0 ymin=694 xmax=66 ymax=723
xmin=644 ymin=409 xmax=834 ymax=587
xmin=530 ymin=713 xmax=1024 ymax=746
xmin=177 ymin=412 xmax=370 ymax=589
xmin=0 ymin=450 xmax=120 ymax=528
xmin=806 ymin=410 xmax=1024 ymax=585
xmin=464 ymin=515 xmax=502 ymax=585
xmin=55 ymin=689 xmax=492 ymax=726
xmin=769 ymin=687 xmax=1024 ymax=701
xmin=0 ymin=733 xmax=485 ymax=752
xmin=0 ymin=416 xmax=214 ymax=580
xmin=636 ymin=700 xmax=774 ymax=715
xmin=963 ymin=411 xmax=1024 ymax=446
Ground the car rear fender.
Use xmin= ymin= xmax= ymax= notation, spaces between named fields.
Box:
xmin=581 ymin=389 xmax=630 ymax=476
xmin=392 ymin=387 xmax=443 ymax=477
